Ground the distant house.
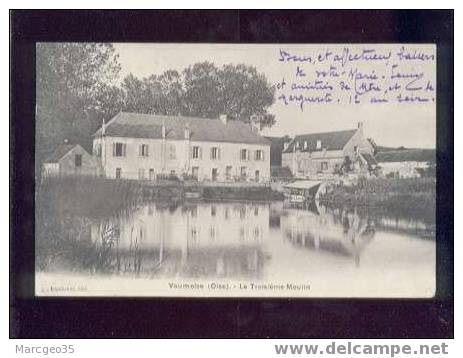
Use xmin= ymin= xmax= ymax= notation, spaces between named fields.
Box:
xmin=92 ymin=112 xmax=270 ymax=182
xmin=281 ymin=122 xmax=375 ymax=177
xmin=42 ymin=143 xmax=99 ymax=177
xmin=375 ymin=149 xmax=436 ymax=178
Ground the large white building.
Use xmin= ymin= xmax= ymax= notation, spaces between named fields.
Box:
xmin=92 ymin=112 xmax=271 ymax=182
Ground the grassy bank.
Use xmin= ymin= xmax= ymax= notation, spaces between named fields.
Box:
xmin=36 ymin=176 xmax=184 ymax=218
xmin=319 ymin=177 xmax=436 ymax=223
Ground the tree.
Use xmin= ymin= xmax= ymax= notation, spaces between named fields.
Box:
xmin=36 ymin=43 xmax=121 ymax=159
xmin=341 ymin=156 xmax=353 ymax=174
xmin=182 ymin=62 xmax=221 ymax=117
xmin=216 ymin=64 xmax=275 ymax=125
xmin=121 ymin=62 xmax=276 ymax=128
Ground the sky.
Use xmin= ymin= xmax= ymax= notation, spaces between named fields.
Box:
xmin=113 ymin=43 xmax=436 ymax=148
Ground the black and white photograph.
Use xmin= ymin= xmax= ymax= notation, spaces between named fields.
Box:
xmin=34 ymin=42 xmax=438 ymax=297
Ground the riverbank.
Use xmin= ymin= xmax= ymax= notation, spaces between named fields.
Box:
xmin=319 ymin=177 xmax=436 ymax=223
xmin=37 ymin=176 xmax=284 ymax=217
xmin=37 ymin=176 xmax=184 ymax=218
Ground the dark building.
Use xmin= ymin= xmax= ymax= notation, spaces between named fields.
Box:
xmin=264 ymin=135 xmax=291 ymax=167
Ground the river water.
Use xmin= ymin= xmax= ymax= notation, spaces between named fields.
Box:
xmin=36 ymin=200 xmax=435 ymax=297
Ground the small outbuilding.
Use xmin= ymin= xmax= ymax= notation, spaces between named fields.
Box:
xmin=42 ymin=143 xmax=99 ymax=178
xmin=375 ymin=149 xmax=436 ymax=178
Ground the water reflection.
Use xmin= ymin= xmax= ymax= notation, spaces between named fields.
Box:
xmin=282 ymin=203 xmax=376 ymax=266
xmin=90 ymin=202 xmax=268 ymax=279
xmin=76 ymin=202 xmax=438 ymax=279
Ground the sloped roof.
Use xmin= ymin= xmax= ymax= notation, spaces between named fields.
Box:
xmin=360 ymin=153 xmax=377 ymax=167
xmin=93 ymin=112 xmax=270 ymax=145
xmin=282 ymin=129 xmax=357 ymax=153
xmin=44 ymin=144 xmax=79 ymax=163
xmin=375 ymin=149 xmax=436 ymax=163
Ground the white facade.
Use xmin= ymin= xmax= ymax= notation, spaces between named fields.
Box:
xmin=281 ymin=125 xmax=374 ymax=177
xmin=93 ymin=136 xmax=270 ymax=182
xmin=379 ymin=161 xmax=430 ymax=178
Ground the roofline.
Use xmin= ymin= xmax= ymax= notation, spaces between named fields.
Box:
xmin=282 ymin=128 xmax=359 ymax=153
xmin=43 ymin=143 xmax=83 ymax=163
xmin=292 ymin=128 xmax=358 ymax=139
xmin=93 ymin=134 xmax=270 ymax=146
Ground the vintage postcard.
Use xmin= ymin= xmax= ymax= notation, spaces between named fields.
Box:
xmin=35 ymin=43 xmax=436 ymax=297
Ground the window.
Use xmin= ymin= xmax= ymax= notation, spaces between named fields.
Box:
xmin=149 ymin=169 xmax=155 ymax=180
xmin=192 ymin=146 xmax=201 ymax=159
xmin=255 ymin=150 xmax=264 ymax=161
xmin=115 ymin=168 xmax=121 ymax=179
xmin=211 ymin=205 xmax=216 ymax=217
xmin=191 ymin=227 xmax=199 ymax=242
xmin=94 ymin=144 xmax=102 ymax=157
xmin=304 ymin=141 xmax=308 ymax=150
xmin=240 ymin=166 xmax=247 ymax=178
xmin=138 ymin=168 xmax=145 ymax=180
xmin=353 ymin=146 xmax=358 ymax=154
xmin=241 ymin=149 xmax=249 ymax=161
xmin=75 ymin=154 xmax=82 ymax=167
xmin=113 ymin=142 xmax=126 ymax=157
xmin=255 ymin=170 xmax=260 ymax=182
xmin=209 ymin=226 xmax=216 ymax=240
xmin=212 ymin=168 xmax=218 ymax=181
xmin=321 ymin=161 xmax=328 ymax=171
xmin=225 ymin=166 xmax=232 ymax=180
xmin=169 ymin=144 xmax=176 ymax=159
xmin=316 ymin=140 xmax=322 ymax=150
xmin=191 ymin=167 xmax=199 ymax=180
xmin=211 ymin=147 xmax=220 ymax=160
xmin=139 ymin=144 xmax=149 ymax=157
xmin=192 ymin=167 xmax=199 ymax=179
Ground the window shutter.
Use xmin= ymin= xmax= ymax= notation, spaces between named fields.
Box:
xmin=262 ymin=150 xmax=265 ymax=161
xmin=146 ymin=145 xmax=149 ymax=156
xmin=139 ymin=145 xmax=142 ymax=156
xmin=112 ymin=143 xmax=116 ymax=156
xmin=199 ymin=147 xmax=202 ymax=159
xmin=218 ymin=148 xmax=221 ymax=160
xmin=247 ymin=150 xmax=250 ymax=161
xmin=123 ymin=144 xmax=126 ymax=157
xmin=210 ymin=148 xmax=213 ymax=159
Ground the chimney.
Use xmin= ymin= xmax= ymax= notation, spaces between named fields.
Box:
xmin=219 ymin=114 xmax=227 ymax=125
